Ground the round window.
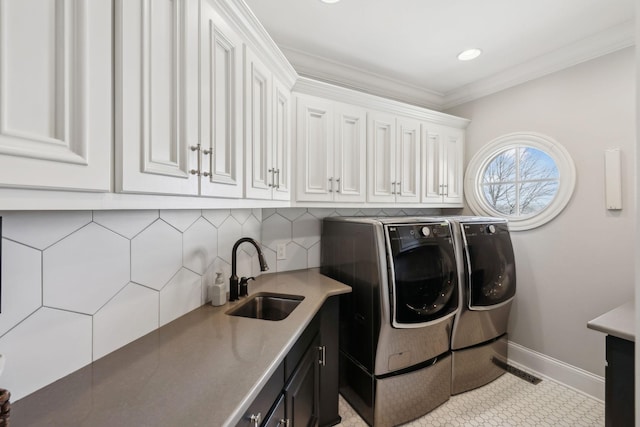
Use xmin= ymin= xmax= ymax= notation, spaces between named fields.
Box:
xmin=465 ymin=132 xmax=576 ymax=231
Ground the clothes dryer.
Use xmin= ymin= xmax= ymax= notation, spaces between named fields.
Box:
xmin=448 ymin=217 xmax=516 ymax=394
xmin=321 ymin=217 xmax=459 ymax=427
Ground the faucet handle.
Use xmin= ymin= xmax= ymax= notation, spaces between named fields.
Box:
xmin=239 ymin=277 xmax=255 ymax=297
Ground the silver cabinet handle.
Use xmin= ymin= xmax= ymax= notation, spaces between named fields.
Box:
xmin=277 ymin=418 xmax=290 ymax=427
xmin=335 ymin=177 xmax=341 ymax=193
xmin=202 ymin=148 xmax=212 ymax=178
xmin=275 ymin=168 xmax=280 ymax=189
xmin=190 ymin=144 xmax=202 ymax=176
xmin=318 ymin=345 xmax=326 ymax=366
xmin=328 ymin=177 xmax=333 ymax=193
xmin=397 ymin=181 xmax=401 ymax=194
xmin=250 ymin=412 xmax=261 ymax=427
xmin=391 ymin=181 xmax=397 ymax=195
xmin=268 ymin=168 xmax=274 ymax=187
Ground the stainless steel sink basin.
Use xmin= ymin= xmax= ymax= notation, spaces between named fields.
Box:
xmin=226 ymin=292 xmax=304 ymax=321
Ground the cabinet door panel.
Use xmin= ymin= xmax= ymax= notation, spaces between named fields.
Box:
xmin=367 ymin=112 xmax=395 ymax=203
xmin=397 ymin=118 xmax=420 ymax=203
xmin=422 ymin=126 xmax=443 ymax=203
xmin=200 ymin=5 xmax=242 ymax=198
xmin=444 ymin=129 xmax=464 ymax=204
xmin=285 ymin=334 xmax=319 ymax=427
xmin=296 ymin=96 xmax=333 ymax=202
xmin=116 ymin=0 xmax=198 ymax=195
xmin=244 ymin=48 xmax=272 ymax=199
xmin=272 ymin=79 xmax=291 ymax=200
xmin=334 ymin=104 xmax=366 ymax=202
xmin=0 ymin=0 xmax=111 ymax=191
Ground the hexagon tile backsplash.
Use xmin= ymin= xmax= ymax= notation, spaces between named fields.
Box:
xmin=0 ymin=207 xmax=439 ymax=400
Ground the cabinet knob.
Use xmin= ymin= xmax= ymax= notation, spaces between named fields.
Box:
xmin=250 ymin=412 xmax=261 ymax=427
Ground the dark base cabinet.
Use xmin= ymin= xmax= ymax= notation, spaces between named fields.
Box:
xmin=237 ymin=297 xmax=341 ymax=427
xmin=605 ymin=335 xmax=634 ymax=427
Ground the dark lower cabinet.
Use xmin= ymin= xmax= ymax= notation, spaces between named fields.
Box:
xmin=285 ymin=334 xmax=320 ymax=426
xmin=262 ymin=394 xmax=286 ymax=427
xmin=237 ymin=297 xmax=341 ymax=427
xmin=605 ymin=335 xmax=634 ymax=427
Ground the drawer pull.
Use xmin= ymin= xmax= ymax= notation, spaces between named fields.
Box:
xmin=250 ymin=412 xmax=261 ymax=427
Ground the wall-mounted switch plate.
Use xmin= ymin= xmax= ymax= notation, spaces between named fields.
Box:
xmin=276 ymin=242 xmax=287 ymax=260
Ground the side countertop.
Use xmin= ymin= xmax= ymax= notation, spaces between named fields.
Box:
xmin=11 ymin=268 xmax=351 ymax=427
xmin=587 ymin=301 xmax=635 ymax=342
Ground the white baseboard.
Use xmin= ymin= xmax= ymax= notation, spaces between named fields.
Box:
xmin=508 ymin=341 xmax=605 ymax=402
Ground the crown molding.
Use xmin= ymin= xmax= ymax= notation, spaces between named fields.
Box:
xmin=442 ymin=20 xmax=635 ymax=109
xmin=280 ymin=45 xmax=445 ymax=110
xmin=294 ymin=77 xmax=469 ymax=129
xmin=210 ymin=0 xmax=298 ymax=88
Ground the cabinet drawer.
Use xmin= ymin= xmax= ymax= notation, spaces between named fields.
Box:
xmin=262 ymin=393 xmax=286 ymax=427
xmin=237 ymin=362 xmax=284 ymax=427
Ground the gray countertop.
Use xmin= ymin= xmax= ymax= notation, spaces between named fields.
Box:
xmin=587 ymin=301 xmax=635 ymax=342
xmin=11 ymin=269 xmax=351 ymax=427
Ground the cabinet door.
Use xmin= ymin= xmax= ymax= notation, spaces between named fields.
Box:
xmin=116 ymin=0 xmax=199 ymax=196
xmin=333 ymin=103 xmax=366 ymax=203
xmin=272 ymin=79 xmax=291 ymax=201
xmin=422 ymin=125 xmax=444 ymax=203
xmin=0 ymin=0 xmax=111 ymax=191
xmin=442 ymin=127 xmax=464 ymax=205
xmin=367 ymin=111 xmax=396 ymax=203
xmin=285 ymin=334 xmax=320 ymax=427
xmin=244 ymin=47 xmax=272 ymax=199
xmin=295 ymin=96 xmax=334 ymax=202
xmin=396 ymin=117 xmax=421 ymax=203
xmin=199 ymin=4 xmax=243 ymax=198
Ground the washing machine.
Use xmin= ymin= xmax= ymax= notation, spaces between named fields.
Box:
xmin=448 ymin=217 xmax=516 ymax=394
xmin=321 ymin=217 xmax=459 ymax=427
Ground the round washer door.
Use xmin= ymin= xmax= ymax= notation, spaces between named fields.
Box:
xmin=386 ymin=223 xmax=458 ymax=325
xmin=462 ymin=222 xmax=516 ymax=309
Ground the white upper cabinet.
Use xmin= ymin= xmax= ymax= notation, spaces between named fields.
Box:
xmin=244 ymin=47 xmax=291 ymax=200
xmin=296 ymin=95 xmax=366 ymax=202
xmin=396 ymin=117 xmax=421 ymax=203
xmin=272 ymin=78 xmax=292 ymax=200
xmin=367 ymin=112 xmax=420 ymax=203
xmin=333 ymin=103 xmax=366 ymax=202
xmin=199 ymin=2 xmax=244 ymax=198
xmin=115 ymin=0 xmax=199 ymax=196
xmin=0 ymin=0 xmax=111 ymax=191
xmin=423 ymin=124 xmax=464 ymax=205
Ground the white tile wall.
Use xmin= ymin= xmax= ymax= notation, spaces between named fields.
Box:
xmin=0 ymin=207 xmax=440 ymax=400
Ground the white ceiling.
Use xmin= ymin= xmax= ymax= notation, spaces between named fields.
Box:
xmin=243 ymin=0 xmax=635 ymax=109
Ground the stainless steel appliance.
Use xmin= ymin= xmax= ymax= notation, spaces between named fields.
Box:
xmin=448 ymin=217 xmax=516 ymax=394
xmin=321 ymin=217 xmax=459 ymax=427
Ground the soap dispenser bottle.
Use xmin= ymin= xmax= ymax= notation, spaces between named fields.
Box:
xmin=210 ymin=272 xmax=227 ymax=306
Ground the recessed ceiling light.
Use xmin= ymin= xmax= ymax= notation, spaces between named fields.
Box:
xmin=457 ymin=48 xmax=482 ymax=61
xmin=319 ymin=0 xmax=341 ymax=3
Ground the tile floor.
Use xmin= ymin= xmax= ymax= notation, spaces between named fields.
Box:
xmin=337 ymin=373 xmax=604 ymax=426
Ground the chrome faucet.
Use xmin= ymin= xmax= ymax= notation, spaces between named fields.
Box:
xmin=229 ymin=237 xmax=269 ymax=301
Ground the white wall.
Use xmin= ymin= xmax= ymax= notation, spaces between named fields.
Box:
xmin=447 ymin=48 xmax=636 ymax=379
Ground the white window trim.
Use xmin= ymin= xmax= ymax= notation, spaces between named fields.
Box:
xmin=464 ymin=132 xmax=576 ymax=231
